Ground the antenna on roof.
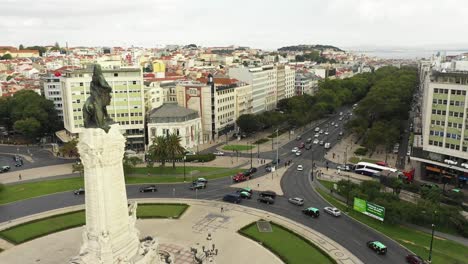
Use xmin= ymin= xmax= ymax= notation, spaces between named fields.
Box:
xmin=66 ymin=42 xmax=70 ymax=66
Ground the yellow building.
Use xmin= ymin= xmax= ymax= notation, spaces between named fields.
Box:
xmin=152 ymin=60 xmax=166 ymax=73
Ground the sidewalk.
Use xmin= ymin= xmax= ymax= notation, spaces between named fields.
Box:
xmin=0 ymin=199 xmax=362 ymax=264
xmin=324 ymin=134 xmax=414 ymax=171
xmin=0 ymin=163 xmax=75 ymax=184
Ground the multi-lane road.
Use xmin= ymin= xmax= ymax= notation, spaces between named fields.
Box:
xmin=0 ymin=112 xmax=412 ymax=263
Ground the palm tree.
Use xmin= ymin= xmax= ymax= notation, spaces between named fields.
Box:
xmin=167 ymin=133 xmax=185 ymax=168
xmin=148 ymin=136 xmax=168 ymax=167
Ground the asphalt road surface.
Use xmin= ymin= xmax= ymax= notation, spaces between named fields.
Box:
xmin=0 ymin=112 xmax=411 ymax=263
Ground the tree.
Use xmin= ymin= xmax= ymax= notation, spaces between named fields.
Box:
xmin=148 ymin=136 xmax=169 ymax=167
xmin=167 ymin=133 xmax=185 ymax=168
xmin=19 ymin=44 xmax=24 ymax=50
xmin=123 ymin=155 xmax=142 ymax=173
xmin=60 ymin=139 xmax=79 ymax=157
xmin=13 ymin=117 xmax=41 ymax=138
xmin=0 ymin=54 xmax=13 ymax=60
xmin=420 ymin=186 xmax=442 ymax=204
xmin=72 ymin=162 xmax=84 ymax=176
xmin=236 ymin=114 xmax=261 ymax=133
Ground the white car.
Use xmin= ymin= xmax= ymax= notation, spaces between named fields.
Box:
xmin=324 ymin=131 xmax=329 ymax=135
xmin=319 ymin=140 xmax=324 ymax=146
xmin=314 ymin=133 xmax=319 ymax=138
xmin=295 ymin=151 xmax=302 ymax=156
xmin=313 ymin=139 xmax=319 ymax=144
xmin=334 ymin=124 xmax=339 ymax=127
xmin=319 ymin=130 xmax=324 ymax=134
xmin=297 ymin=165 xmax=303 ymax=171
xmin=324 ymin=143 xmax=331 ymax=149
xmin=288 ymin=197 xmax=304 ymax=206
xmin=291 ymin=147 xmax=299 ymax=153
xmin=213 ymin=151 xmax=224 ymax=156
xmin=324 ymin=207 xmax=341 ymax=216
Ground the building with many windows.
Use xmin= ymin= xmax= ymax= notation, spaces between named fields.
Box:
xmin=229 ymin=65 xmax=277 ymax=113
xmin=43 ymin=73 xmax=64 ymax=121
xmin=411 ymin=57 xmax=468 ymax=186
xmin=61 ymin=66 xmax=145 ymax=150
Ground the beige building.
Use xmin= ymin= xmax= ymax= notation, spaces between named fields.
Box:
xmin=61 ymin=66 xmax=145 ymax=150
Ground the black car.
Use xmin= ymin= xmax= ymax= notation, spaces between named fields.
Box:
xmin=259 ymin=190 xmax=276 ymax=199
xmin=0 ymin=166 xmax=10 ymax=173
xmin=271 ymin=159 xmax=281 ymax=165
xmin=74 ymin=188 xmax=85 ymax=195
xmin=305 ymin=144 xmax=312 ymax=150
xmin=248 ymin=167 xmax=257 ymax=174
xmin=265 ymin=165 xmax=272 ymax=172
xmin=257 ymin=196 xmax=275 ymax=204
xmin=15 ymin=162 xmax=22 ymax=167
xmin=139 ymin=185 xmax=158 ymax=193
xmin=243 ymin=170 xmax=252 ymax=177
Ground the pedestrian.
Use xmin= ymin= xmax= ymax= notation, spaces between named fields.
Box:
xmin=18 ymin=174 xmax=22 ymax=180
xmin=147 ymin=172 xmax=150 ymax=177
xmin=257 ymin=183 xmax=260 ymax=188
xmin=221 ymin=206 xmax=224 ymax=213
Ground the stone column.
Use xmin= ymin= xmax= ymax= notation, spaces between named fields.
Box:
xmin=71 ymin=124 xmax=158 ymax=264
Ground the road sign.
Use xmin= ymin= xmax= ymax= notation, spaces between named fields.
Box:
xmin=353 ymin=197 xmax=385 ymax=222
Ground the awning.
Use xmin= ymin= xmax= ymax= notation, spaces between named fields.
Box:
xmin=459 ymin=176 xmax=468 ymax=181
xmin=426 ymin=166 xmax=441 ymax=173
xmin=55 ymin=130 xmax=73 ymax=143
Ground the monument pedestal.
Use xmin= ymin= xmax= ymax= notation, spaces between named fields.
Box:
xmin=70 ymin=125 xmax=159 ymax=264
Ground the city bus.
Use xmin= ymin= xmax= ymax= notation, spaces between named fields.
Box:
xmin=354 ymin=162 xmax=398 ymax=176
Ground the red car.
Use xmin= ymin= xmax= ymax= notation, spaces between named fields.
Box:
xmin=406 ymin=254 xmax=425 ymax=264
xmin=376 ymin=161 xmax=389 ymax=167
xmin=299 ymin=142 xmax=305 ymax=149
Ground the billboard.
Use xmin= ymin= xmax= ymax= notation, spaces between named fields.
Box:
xmin=353 ymin=197 xmax=385 ymax=222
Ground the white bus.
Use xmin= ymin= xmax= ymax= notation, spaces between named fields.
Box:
xmin=354 ymin=162 xmax=397 ymax=176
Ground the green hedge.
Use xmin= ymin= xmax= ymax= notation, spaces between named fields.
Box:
xmin=254 ymin=138 xmax=269 ymax=144
xmin=173 ymin=153 xmax=215 ymax=162
xmin=238 ymin=221 xmax=336 ymax=264
xmin=354 ymin=147 xmax=368 ymax=156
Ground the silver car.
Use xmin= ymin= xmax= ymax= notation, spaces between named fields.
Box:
xmin=324 ymin=207 xmax=341 ymax=216
xmin=288 ymin=197 xmax=304 ymax=206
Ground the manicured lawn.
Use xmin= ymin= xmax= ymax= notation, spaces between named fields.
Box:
xmin=318 ymin=179 xmax=335 ymax=190
xmin=239 ymin=222 xmax=335 ymax=264
xmin=0 ymin=210 xmax=85 ymax=244
xmin=125 ymin=169 xmax=242 ymax=184
xmin=137 ymin=203 xmax=188 ymax=219
xmin=0 ymin=168 xmax=242 ymax=205
xmin=222 ymin=145 xmax=255 ymax=151
xmin=0 ymin=177 xmax=84 ymax=205
xmin=316 ymin=188 xmax=468 ymax=264
xmin=130 ymin=166 xmax=221 ymax=175
xmin=348 ymin=157 xmax=381 ymax=164
xmin=0 ymin=203 xmax=189 ymax=244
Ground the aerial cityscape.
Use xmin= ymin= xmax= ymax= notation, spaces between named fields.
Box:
xmin=0 ymin=1 xmax=468 ymax=264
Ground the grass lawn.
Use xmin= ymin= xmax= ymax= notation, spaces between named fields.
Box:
xmin=222 ymin=144 xmax=255 ymax=151
xmin=0 ymin=204 xmax=189 ymax=244
xmin=0 ymin=177 xmax=84 ymax=205
xmin=0 ymin=210 xmax=85 ymax=244
xmin=239 ymin=222 xmax=335 ymax=264
xmin=253 ymin=138 xmax=269 ymax=145
xmin=136 ymin=203 xmax=188 ymax=219
xmin=0 ymin=168 xmax=242 ymax=205
xmin=129 ymin=166 xmax=221 ymax=175
xmin=348 ymin=156 xmax=381 ymax=164
xmin=318 ymin=179 xmax=336 ymax=190
xmin=316 ymin=188 xmax=468 ymax=264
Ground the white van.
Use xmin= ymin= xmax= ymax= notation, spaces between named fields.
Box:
xmin=324 ymin=143 xmax=331 ymax=149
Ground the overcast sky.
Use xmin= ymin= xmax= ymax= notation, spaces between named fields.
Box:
xmin=2 ymin=0 xmax=468 ymax=50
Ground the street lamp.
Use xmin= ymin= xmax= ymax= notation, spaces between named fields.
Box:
xmin=183 ymin=156 xmax=186 ymax=182
xmin=250 ymin=141 xmax=253 ymax=169
xmin=428 ymin=210 xmax=437 ymax=263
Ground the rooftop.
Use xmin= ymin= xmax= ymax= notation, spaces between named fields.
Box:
xmin=148 ymin=103 xmax=199 ymax=123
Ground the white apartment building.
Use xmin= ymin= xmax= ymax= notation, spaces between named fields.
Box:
xmin=234 ymin=83 xmax=253 ymax=120
xmin=43 ymin=73 xmax=64 ymax=121
xmin=295 ymin=73 xmax=318 ymax=96
xmin=144 ymin=81 xmax=177 ymax=113
xmin=229 ymin=65 xmax=277 ymax=113
xmin=284 ymin=66 xmax=296 ymax=99
xmin=61 ymin=66 xmax=145 ymax=150
xmin=276 ymin=65 xmax=286 ymax=102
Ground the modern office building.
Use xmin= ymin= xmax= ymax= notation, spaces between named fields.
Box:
xmin=411 ymin=57 xmax=468 ymax=186
xmin=61 ymin=66 xmax=146 ymax=150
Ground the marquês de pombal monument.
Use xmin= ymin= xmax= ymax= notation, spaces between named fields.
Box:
xmin=70 ymin=64 xmax=160 ymax=264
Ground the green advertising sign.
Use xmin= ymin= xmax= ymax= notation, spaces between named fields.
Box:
xmin=353 ymin=197 xmax=385 ymax=221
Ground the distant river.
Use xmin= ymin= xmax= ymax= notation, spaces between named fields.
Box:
xmin=350 ymin=49 xmax=468 ymax=59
